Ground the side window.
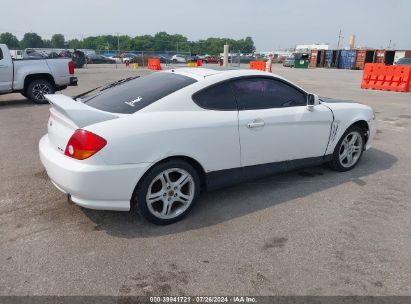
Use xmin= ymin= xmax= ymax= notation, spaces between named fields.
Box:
xmin=0 ymin=48 xmax=3 ymax=60
xmin=192 ymin=82 xmax=237 ymax=110
xmin=231 ymin=77 xmax=307 ymax=110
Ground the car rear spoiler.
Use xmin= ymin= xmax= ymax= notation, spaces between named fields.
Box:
xmin=44 ymin=94 xmax=119 ymax=128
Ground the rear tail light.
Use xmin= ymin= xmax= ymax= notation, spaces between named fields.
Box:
xmin=68 ymin=61 xmax=75 ymax=75
xmin=64 ymin=129 xmax=107 ymax=160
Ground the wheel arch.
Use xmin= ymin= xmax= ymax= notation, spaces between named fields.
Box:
xmin=131 ymin=155 xmax=207 ymax=202
xmin=24 ymin=73 xmax=56 ymax=91
xmin=347 ymin=119 xmax=370 ymax=146
xmin=327 ymin=117 xmax=371 ymax=156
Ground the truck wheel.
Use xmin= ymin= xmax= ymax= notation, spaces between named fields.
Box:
xmin=26 ymin=79 xmax=55 ymax=104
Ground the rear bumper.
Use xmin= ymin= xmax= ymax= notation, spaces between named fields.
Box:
xmin=69 ymin=76 xmax=78 ymax=86
xmin=39 ymin=135 xmax=150 ymax=211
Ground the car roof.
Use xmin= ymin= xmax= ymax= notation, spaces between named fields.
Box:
xmin=166 ymin=68 xmax=223 ymax=80
xmin=167 ymin=67 xmax=292 ymax=84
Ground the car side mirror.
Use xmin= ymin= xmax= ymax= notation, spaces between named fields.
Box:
xmin=307 ymin=93 xmax=319 ymax=111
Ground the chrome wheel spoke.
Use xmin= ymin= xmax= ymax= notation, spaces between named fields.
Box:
xmin=175 ymin=173 xmax=189 ymax=188
xmin=349 ymin=133 xmax=358 ymax=145
xmin=352 ymin=146 xmax=361 ymax=153
xmin=163 ymin=172 xmax=172 ymax=185
xmin=347 ymin=152 xmax=353 ymax=164
xmin=340 ymin=149 xmax=348 ymax=160
xmin=161 ymin=200 xmax=172 ymax=216
xmin=147 ymin=191 xmax=163 ymax=204
xmin=176 ymin=191 xmax=191 ymax=204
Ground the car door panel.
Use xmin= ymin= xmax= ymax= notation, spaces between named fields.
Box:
xmin=239 ymin=105 xmax=333 ymax=166
xmin=231 ymin=77 xmax=333 ymax=167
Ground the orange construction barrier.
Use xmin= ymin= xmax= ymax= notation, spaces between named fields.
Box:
xmin=147 ymin=58 xmax=161 ymax=70
xmin=197 ymin=60 xmax=202 ymax=67
xmin=250 ymin=61 xmax=272 ymax=72
xmin=361 ymin=63 xmax=411 ymax=92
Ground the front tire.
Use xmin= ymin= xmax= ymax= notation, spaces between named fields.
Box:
xmin=26 ymin=79 xmax=55 ymax=104
xmin=329 ymin=125 xmax=365 ymax=172
xmin=132 ymin=160 xmax=201 ymax=225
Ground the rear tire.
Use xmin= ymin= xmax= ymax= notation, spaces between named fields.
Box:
xmin=132 ymin=160 xmax=201 ymax=225
xmin=26 ymin=79 xmax=55 ymax=104
xmin=329 ymin=125 xmax=365 ymax=172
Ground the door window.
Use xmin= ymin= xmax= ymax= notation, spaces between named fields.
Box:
xmin=0 ymin=48 xmax=3 ymax=60
xmin=231 ymin=77 xmax=307 ymax=110
xmin=192 ymin=81 xmax=237 ymax=110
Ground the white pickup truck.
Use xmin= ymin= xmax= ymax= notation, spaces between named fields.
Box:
xmin=0 ymin=44 xmax=78 ymax=104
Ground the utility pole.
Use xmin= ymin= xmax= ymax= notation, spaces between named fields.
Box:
xmin=388 ymin=39 xmax=392 ymax=49
xmin=336 ymin=29 xmax=342 ymax=68
xmin=116 ymin=32 xmax=120 ymax=69
xmin=117 ymin=32 xmax=120 ymax=54
xmin=336 ymin=29 xmax=342 ymax=50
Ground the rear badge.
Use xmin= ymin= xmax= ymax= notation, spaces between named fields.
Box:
xmin=49 ymin=121 xmax=53 ymax=127
xmin=125 ymin=96 xmax=142 ymax=107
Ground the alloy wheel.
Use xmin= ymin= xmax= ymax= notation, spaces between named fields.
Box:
xmin=339 ymin=131 xmax=363 ymax=168
xmin=32 ymin=83 xmax=51 ymax=101
xmin=146 ymin=168 xmax=195 ymax=219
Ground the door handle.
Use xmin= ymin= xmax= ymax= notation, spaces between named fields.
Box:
xmin=247 ymin=119 xmax=265 ymax=128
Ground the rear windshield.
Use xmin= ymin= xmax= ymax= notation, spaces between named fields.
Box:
xmin=83 ymin=72 xmax=197 ymax=114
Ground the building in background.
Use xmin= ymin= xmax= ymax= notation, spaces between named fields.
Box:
xmin=295 ymin=44 xmax=329 ymax=52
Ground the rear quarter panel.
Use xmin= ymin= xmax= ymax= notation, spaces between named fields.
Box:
xmin=45 ymin=59 xmax=71 ymax=86
xmin=86 ymin=108 xmax=241 ymax=173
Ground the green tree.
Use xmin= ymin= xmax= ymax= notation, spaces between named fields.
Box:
xmin=0 ymin=32 xmax=20 ymax=49
xmin=20 ymin=32 xmax=43 ymax=48
xmin=51 ymin=34 xmax=65 ymax=48
xmin=42 ymin=39 xmax=52 ymax=48
xmin=67 ymin=39 xmax=83 ymax=49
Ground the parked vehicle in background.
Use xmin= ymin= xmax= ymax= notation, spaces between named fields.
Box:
xmin=171 ymin=54 xmax=186 ymax=63
xmin=0 ymin=44 xmax=77 ymax=103
xmin=9 ymin=49 xmax=24 ymax=59
xmin=152 ymin=55 xmax=169 ymax=63
xmin=72 ymin=50 xmax=86 ymax=68
xmin=395 ymin=57 xmax=411 ymax=66
xmin=121 ymin=53 xmax=139 ymax=63
xmin=205 ymin=56 xmax=219 ymax=63
xmin=87 ymin=54 xmax=116 ymax=64
xmin=39 ymin=68 xmax=375 ymax=225
xmin=239 ymin=56 xmax=255 ymax=64
xmin=187 ymin=55 xmax=206 ymax=63
xmin=283 ymin=56 xmax=295 ymax=67
xmin=56 ymin=49 xmax=86 ymax=69
xmin=23 ymin=49 xmax=48 ymax=59
xmin=108 ymin=55 xmax=122 ymax=63
xmin=277 ymin=55 xmax=287 ymax=63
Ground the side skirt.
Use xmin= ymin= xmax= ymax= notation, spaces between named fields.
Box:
xmin=206 ymin=155 xmax=333 ymax=191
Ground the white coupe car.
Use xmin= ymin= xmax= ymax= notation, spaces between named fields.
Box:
xmin=39 ymin=68 xmax=376 ymax=225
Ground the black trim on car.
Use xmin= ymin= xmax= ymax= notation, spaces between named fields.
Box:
xmin=205 ymin=155 xmax=333 ymax=191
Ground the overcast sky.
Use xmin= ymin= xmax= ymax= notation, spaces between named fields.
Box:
xmin=1 ymin=0 xmax=410 ymax=50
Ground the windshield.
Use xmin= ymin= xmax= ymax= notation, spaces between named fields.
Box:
xmin=83 ymin=72 xmax=197 ymax=114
